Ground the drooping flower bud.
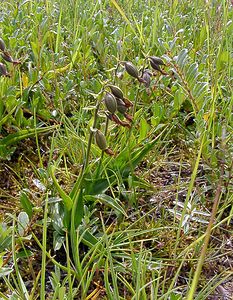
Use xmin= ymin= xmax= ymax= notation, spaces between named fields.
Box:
xmin=95 ymin=130 xmax=107 ymax=150
xmin=104 ymin=92 xmax=117 ymax=114
xmin=142 ymin=70 xmax=152 ymax=88
xmin=124 ymin=113 xmax=133 ymax=122
xmin=1 ymin=52 xmax=13 ymax=63
xmin=108 ymin=85 xmax=124 ymax=99
xmin=0 ymin=63 xmax=10 ymax=77
xmin=122 ymin=97 xmax=133 ymax=108
xmin=148 ymin=56 xmax=165 ymax=66
xmin=110 ymin=113 xmax=131 ymax=128
xmin=104 ymin=148 xmax=114 ymax=156
xmin=0 ymin=38 xmax=6 ymax=52
xmin=124 ymin=61 xmax=139 ymax=79
xmin=149 ymin=59 xmax=168 ymax=75
xmin=116 ymin=99 xmax=128 ymax=115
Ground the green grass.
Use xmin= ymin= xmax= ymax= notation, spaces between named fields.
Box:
xmin=0 ymin=0 xmax=232 ymax=299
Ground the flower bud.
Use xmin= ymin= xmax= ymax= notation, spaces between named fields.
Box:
xmin=108 ymin=85 xmax=124 ymax=99
xmin=95 ymin=130 xmax=107 ymax=150
xmin=142 ymin=70 xmax=151 ymax=88
xmin=104 ymin=148 xmax=114 ymax=156
xmin=124 ymin=61 xmax=139 ymax=79
xmin=149 ymin=59 xmax=168 ymax=75
xmin=104 ymin=92 xmax=117 ymax=114
xmin=117 ymin=101 xmax=128 ymax=114
xmin=116 ymin=98 xmax=125 ymax=106
xmin=0 ymin=38 xmax=6 ymax=52
xmin=124 ymin=113 xmax=133 ymax=122
xmin=1 ymin=52 xmax=13 ymax=63
xmin=111 ymin=114 xmax=131 ymax=128
xmin=0 ymin=62 xmax=10 ymax=77
xmin=148 ymin=56 xmax=165 ymax=66
xmin=122 ymin=97 xmax=133 ymax=108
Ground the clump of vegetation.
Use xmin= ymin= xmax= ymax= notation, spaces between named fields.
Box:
xmin=0 ymin=1 xmax=232 ymax=299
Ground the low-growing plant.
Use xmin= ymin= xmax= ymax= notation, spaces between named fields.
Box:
xmin=0 ymin=0 xmax=232 ymax=299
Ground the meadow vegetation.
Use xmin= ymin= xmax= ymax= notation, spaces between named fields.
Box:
xmin=0 ymin=0 xmax=232 ymax=299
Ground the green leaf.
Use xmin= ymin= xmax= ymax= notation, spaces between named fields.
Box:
xmin=20 ymin=191 xmax=34 ymax=219
xmin=81 ymin=229 xmax=98 ymax=247
xmin=186 ymin=62 xmax=199 ymax=84
xmin=173 ymin=88 xmax=186 ymax=112
xmin=0 ymin=267 xmax=13 ymax=277
xmin=18 ymin=212 xmax=30 ymax=236
xmin=50 ymin=165 xmax=73 ymax=211
xmin=199 ymin=26 xmax=207 ymax=48
xmin=139 ymin=118 xmax=150 ymax=142
xmin=176 ymin=48 xmax=188 ymax=68
xmin=86 ymin=194 xmax=127 ymax=217
xmin=114 ymin=125 xmax=167 ymax=177
xmin=84 ymin=176 xmax=115 ymax=195
xmin=73 ymin=189 xmax=84 ymax=228
xmin=0 ymin=126 xmax=57 ymax=147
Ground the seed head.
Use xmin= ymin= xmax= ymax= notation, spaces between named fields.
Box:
xmin=122 ymin=97 xmax=133 ymax=108
xmin=124 ymin=113 xmax=133 ymax=122
xmin=111 ymin=114 xmax=131 ymax=128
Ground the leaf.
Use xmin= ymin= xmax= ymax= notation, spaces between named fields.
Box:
xmin=173 ymin=88 xmax=186 ymax=111
xmin=0 ymin=126 xmax=57 ymax=147
xmin=83 ymin=176 xmax=115 ymax=195
xmin=80 ymin=229 xmax=98 ymax=247
xmin=170 ymin=292 xmax=182 ymax=300
xmin=199 ymin=26 xmax=207 ymax=48
xmin=86 ymin=194 xmax=127 ymax=217
xmin=18 ymin=212 xmax=29 ymax=236
xmin=186 ymin=62 xmax=199 ymax=84
xmin=73 ymin=189 xmax=84 ymax=228
xmin=110 ymin=0 xmax=137 ymax=37
xmin=0 ymin=267 xmax=13 ymax=277
xmin=49 ymin=165 xmax=73 ymax=211
xmin=20 ymin=191 xmax=34 ymax=219
xmin=176 ymin=48 xmax=188 ymax=68
xmin=139 ymin=118 xmax=150 ymax=142
xmin=22 ymin=72 xmax=29 ymax=88
xmin=0 ymin=106 xmax=17 ymax=127
xmin=114 ymin=125 xmax=167 ymax=177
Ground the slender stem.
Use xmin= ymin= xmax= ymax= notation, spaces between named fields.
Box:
xmin=83 ymin=101 xmax=101 ymax=173
xmin=70 ymin=97 xmax=101 ymax=281
xmin=40 ymin=193 xmax=48 ymax=300
xmin=186 ymin=175 xmax=223 ymax=299
xmin=96 ymin=115 xmax=109 ymax=178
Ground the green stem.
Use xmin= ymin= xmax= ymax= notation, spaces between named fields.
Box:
xmin=83 ymin=101 xmax=101 ymax=172
xmin=186 ymin=176 xmax=222 ymax=299
xmin=70 ymin=98 xmax=101 ymax=284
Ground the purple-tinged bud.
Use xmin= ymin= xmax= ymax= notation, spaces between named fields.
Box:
xmin=108 ymin=85 xmax=124 ymax=99
xmin=0 ymin=63 xmax=10 ymax=77
xmin=148 ymin=56 xmax=165 ymax=66
xmin=95 ymin=130 xmax=107 ymax=150
xmin=0 ymin=38 xmax=6 ymax=52
xmin=104 ymin=92 xmax=117 ymax=114
xmin=124 ymin=61 xmax=139 ymax=79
